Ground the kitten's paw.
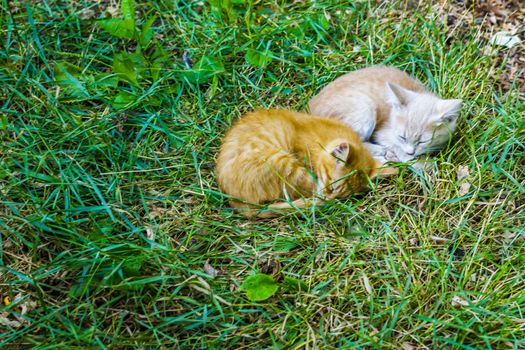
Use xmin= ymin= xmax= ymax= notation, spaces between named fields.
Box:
xmin=373 ymin=150 xmax=400 ymax=165
xmin=385 ymin=150 xmax=399 ymax=162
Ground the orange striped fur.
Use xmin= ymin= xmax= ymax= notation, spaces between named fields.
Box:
xmin=215 ymin=109 xmax=396 ymax=217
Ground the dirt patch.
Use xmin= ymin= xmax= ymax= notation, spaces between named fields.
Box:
xmin=450 ymin=0 xmax=524 ymax=96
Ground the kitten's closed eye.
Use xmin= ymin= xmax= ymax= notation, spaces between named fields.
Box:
xmin=417 ymin=139 xmax=431 ymax=145
xmin=398 ymin=135 xmax=407 ymax=142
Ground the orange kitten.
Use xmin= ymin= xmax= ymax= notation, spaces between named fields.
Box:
xmin=216 ymin=109 xmax=394 ymax=218
xmin=309 ymin=66 xmax=462 ymax=163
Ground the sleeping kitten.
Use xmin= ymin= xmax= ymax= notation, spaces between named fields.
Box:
xmin=216 ymin=109 xmax=395 ymax=218
xmin=309 ymin=66 xmax=462 ymax=163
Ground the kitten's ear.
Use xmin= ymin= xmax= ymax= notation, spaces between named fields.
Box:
xmin=435 ymin=99 xmax=462 ymax=126
xmin=331 ymin=142 xmax=350 ymax=165
xmin=386 ymin=82 xmax=418 ymax=108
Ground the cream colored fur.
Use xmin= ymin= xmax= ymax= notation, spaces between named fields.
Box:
xmin=309 ymin=66 xmax=462 ymax=163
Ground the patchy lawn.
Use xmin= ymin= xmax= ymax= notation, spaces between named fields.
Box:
xmin=1 ymin=0 xmax=524 ymax=348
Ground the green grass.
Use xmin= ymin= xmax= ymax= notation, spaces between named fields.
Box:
xmin=1 ymin=0 xmax=524 ymax=348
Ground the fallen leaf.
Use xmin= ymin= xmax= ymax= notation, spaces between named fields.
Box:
xmin=241 ymin=273 xmax=279 ymax=301
xmin=4 ymin=237 xmax=13 ymax=248
xmin=0 ymin=293 xmax=36 ymax=328
xmin=107 ymin=4 xmax=120 ymax=17
xmin=361 ymin=273 xmax=373 ymax=295
xmin=0 ymin=316 xmax=22 ymax=328
xmin=145 ymin=226 xmax=155 ymax=241
xmin=459 ymin=182 xmax=471 ymax=196
xmin=451 ymin=295 xmax=469 ymax=307
xmin=457 ymin=165 xmax=471 ymax=195
xmin=490 ymin=31 xmax=522 ymax=48
xmin=204 ymin=260 xmax=219 ymax=278
xmin=429 ymin=235 xmax=450 ymax=243
xmin=79 ymin=8 xmax=96 ymax=20
xmin=503 ymin=231 xmax=517 ymax=240
xmin=14 ymin=293 xmax=36 ymax=318
xmin=401 ymin=343 xmax=417 ymax=350
xmin=457 ymin=165 xmax=470 ymax=180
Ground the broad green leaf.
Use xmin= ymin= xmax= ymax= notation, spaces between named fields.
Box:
xmin=112 ymin=52 xmax=143 ymax=85
xmin=245 ymin=48 xmax=273 ymax=68
xmin=140 ymin=16 xmax=156 ymax=47
xmin=112 ymin=91 xmax=136 ymax=109
xmin=208 ymin=0 xmax=231 ymax=13
xmin=317 ymin=13 xmax=330 ymax=30
xmin=54 ymin=61 xmax=81 ymax=79
xmin=98 ymin=18 xmax=136 ymax=39
xmin=150 ymin=61 xmax=162 ymax=82
xmin=208 ymin=0 xmax=235 ymax=23
xmin=151 ymin=45 xmax=169 ymax=80
xmin=93 ymin=73 xmax=119 ymax=89
xmin=152 ymin=44 xmax=168 ymax=61
xmin=121 ymin=0 xmax=135 ymax=21
xmin=54 ymin=61 xmax=89 ymax=97
xmin=241 ymin=273 xmax=279 ymax=301
xmin=282 ymin=276 xmax=309 ymax=292
xmin=182 ymin=55 xmax=225 ymax=84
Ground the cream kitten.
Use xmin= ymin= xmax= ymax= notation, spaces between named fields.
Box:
xmin=309 ymin=66 xmax=463 ymax=163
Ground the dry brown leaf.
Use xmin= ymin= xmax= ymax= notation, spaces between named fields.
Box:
xmin=106 ymin=4 xmax=120 ymax=17
xmin=490 ymin=31 xmax=522 ymax=48
xmin=401 ymin=343 xmax=417 ymax=350
xmin=361 ymin=274 xmax=373 ymax=295
xmin=204 ymin=260 xmax=219 ymax=278
xmin=503 ymin=231 xmax=517 ymax=239
xmin=13 ymin=293 xmax=36 ymax=322
xmin=451 ymin=295 xmax=469 ymax=307
xmin=145 ymin=226 xmax=155 ymax=241
xmin=0 ymin=316 xmax=22 ymax=328
xmin=457 ymin=165 xmax=472 ymax=195
xmin=459 ymin=182 xmax=471 ymax=196
xmin=457 ymin=165 xmax=470 ymax=180
xmin=79 ymin=8 xmax=96 ymax=20
xmin=0 ymin=293 xmax=37 ymax=328
xmin=429 ymin=235 xmax=450 ymax=242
